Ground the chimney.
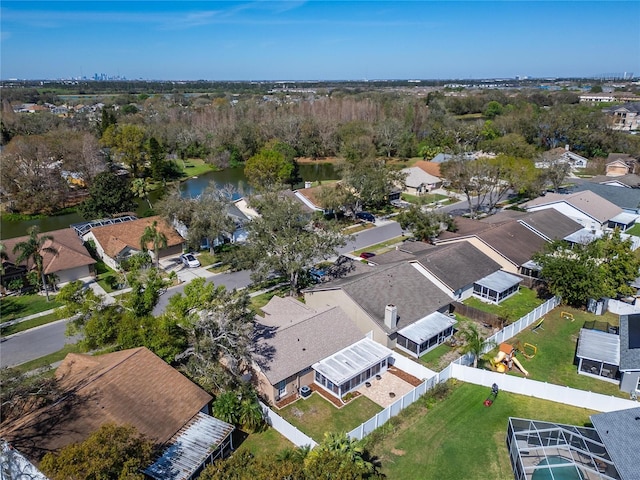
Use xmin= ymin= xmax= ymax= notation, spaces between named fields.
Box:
xmin=384 ymin=304 xmax=398 ymax=329
xmin=304 ymin=181 xmax=312 ymax=189
xmin=565 ymin=144 xmax=570 ymax=151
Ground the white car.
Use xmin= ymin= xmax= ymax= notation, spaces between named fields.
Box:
xmin=180 ymin=253 xmax=201 ymax=268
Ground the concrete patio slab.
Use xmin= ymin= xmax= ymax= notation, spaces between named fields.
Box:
xmin=357 ymin=370 xmax=414 ymax=407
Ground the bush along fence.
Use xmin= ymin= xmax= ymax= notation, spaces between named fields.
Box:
xmin=347 ymin=296 xmax=633 ymax=442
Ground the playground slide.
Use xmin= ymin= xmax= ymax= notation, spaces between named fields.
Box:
xmin=511 ymin=357 xmax=529 ymax=377
xmin=493 ymin=351 xmax=506 ymax=363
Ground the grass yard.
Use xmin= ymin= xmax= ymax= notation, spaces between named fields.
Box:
xmin=0 ymin=294 xmax=62 ymax=322
xmin=463 ymin=287 xmax=546 ymax=322
xmin=235 ymin=428 xmax=293 ymax=457
xmin=491 ymin=307 xmax=626 ymax=398
xmin=417 ymin=343 xmax=458 ymax=371
xmin=401 ymin=193 xmax=449 ymax=204
xmin=353 ymin=236 xmax=407 ymax=257
xmin=178 ymin=158 xmax=216 ymax=179
xmin=0 ymin=311 xmax=60 ymax=336
xmin=368 ymin=381 xmax=595 ymax=480
xmin=624 ymin=223 xmax=640 ymax=237
xmin=250 ymin=287 xmax=292 ymax=315
xmin=279 ymin=392 xmax=382 ymax=443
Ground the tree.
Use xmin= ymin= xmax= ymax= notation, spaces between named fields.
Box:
xmin=396 ymin=206 xmax=455 ymax=242
xmin=131 ymin=177 xmax=154 ymax=210
xmin=212 ymin=387 xmax=265 ymax=432
xmin=532 ymin=231 xmax=640 ymax=307
xmin=243 ymin=192 xmax=347 ymax=296
xmin=185 ymin=285 xmax=256 ymax=391
xmin=0 ymin=242 xmax=8 ymax=276
xmin=101 ymin=123 xmax=147 ymax=176
xmin=458 ymin=322 xmax=496 ymax=368
xmin=244 ymin=144 xmax=296 ymax=190
xmin=140 ymin=220 xmax=167 ymax=268
xmin=0 ymin=366 xmax=58 ymax=423
xmin=12 ymin=226 xmax=57 ymax=300
xmin=79 ymin=171 xmax=137 ymax=219
xmin=541 ymin=157 xmax=571 ymax=193
xmin=39 ymin=423 xmax=156 ymax=480
xmin=158 ymin=186 xmax=236 ymax=253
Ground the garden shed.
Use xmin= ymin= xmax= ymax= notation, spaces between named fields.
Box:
xmin=576 ymin=328 xmax=620 ymax=382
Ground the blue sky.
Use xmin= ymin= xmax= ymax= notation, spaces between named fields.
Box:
xmin=2 ymin=1 xmax=639 ymax=81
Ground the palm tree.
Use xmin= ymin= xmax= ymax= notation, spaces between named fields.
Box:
xmin=458 ymin=322 xmax=497 ymax=368
xmin=0 ymin=242 xmax=8 ymax=276
xmin=131 ymin=177 xmax=153 ymax=210
xmin=12 ymin=226 xmax=57 ymax=301
xmin=140 ymin=220 xmax=167 ymax=268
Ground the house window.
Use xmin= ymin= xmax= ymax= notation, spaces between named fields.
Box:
xmin=636 ymin=377 xmax=640 ymax=392
xmin=276 ymin=380 xmax=286 ymax=398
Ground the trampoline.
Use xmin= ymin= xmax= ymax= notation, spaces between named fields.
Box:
xmin=531 ymin=456 xmax=585 ymax=480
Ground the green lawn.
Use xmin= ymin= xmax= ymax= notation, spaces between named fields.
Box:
xmin=417 ymin=343 xmax=457 ymax=371
xmin=250 ymin=287 xmax=292 ymax=315
xmin=279 ymin=393 xmax=382 ymax=443
xmin=0 ymin=294 xmax=62 ymax=322
xmin=177 ymin=158 xmax=216 ymax=179
xmin=353 ymin=236 xmax=407 ymax=256
xmin=94 ymin=259 xmax=121 ymax=293
xmin=463 ymin=287 xmax=546 ymax=323
xmin=401 ymin=193 xmax=449 ymax=205
xmin=624 ymin=223 xmax=640 ymax=236
xmin=0 ymin=311 xmax=60 ymax=336
xmin=492 ymin=307 xmax=626 ymax=398
xmin=369 ymin=381 xmax=595 ymax=480
xmin=235 ymin=428 xmax=293 ymax=457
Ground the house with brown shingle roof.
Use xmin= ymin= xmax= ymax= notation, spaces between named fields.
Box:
xmin=413 ymin=160 xmax=442 ymax=178
xmin=1 ymin=227 xmax=96 ymax=286
xmin=0 ymin=347 xmax=234 ymax=479
xmin=606 ymin=154 xmax=636 ymax=177
xmin=83 ymin=216 xmax=184 ymax=269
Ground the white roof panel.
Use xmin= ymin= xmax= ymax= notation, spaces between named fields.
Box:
xmin=312 ymin=338 xmax=393 ymax=386
xmin=397 ymin=311 xmax=455 ymax=344
xmin=576 ymin=328 xmax=620 ymax=365
xmin=475 ymin=270 xmax=522 ymax=292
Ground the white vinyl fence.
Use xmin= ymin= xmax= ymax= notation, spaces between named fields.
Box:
xmin=260 ymin=401 xmax=317 ymax=448
xmin=449 ymin=363 xmax=638 ymax=412
xmin=347 ymin=296 xmax=639 ymax=442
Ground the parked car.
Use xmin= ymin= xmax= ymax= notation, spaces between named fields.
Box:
xmin=180 ymin=253 xmax=201 ymax=268
xmin=356 ymin=211 xmax=376 ymax=223
xmin=309 ymin=268 xmax=328 ymax=283
xmin=359 ymin=252 xmax=376 ymax=259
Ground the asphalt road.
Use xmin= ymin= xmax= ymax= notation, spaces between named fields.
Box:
xmin=0 ymin=318 xmax=80 ymax=368
xmin=5 ymin=221 xmax=406 ymax=368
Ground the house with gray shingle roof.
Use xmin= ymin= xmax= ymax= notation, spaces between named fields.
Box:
xmin=304 ymin=261 xmax=453 ymax=351
xmin=252 ymin=296 xmax=366 ymax=404
xmin=619 ymin=314 xmax=640 ymax=395
xmin=522 ymin=191 xmax=624 ymax=231
xmin=399 ymin=166 xmax=442 ymax=196
xmin=569 ymin=181 xmax=640 ymax=214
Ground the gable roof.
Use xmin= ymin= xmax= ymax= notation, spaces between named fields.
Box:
xmin=586 ymin=173 xmax=640 ymax=188
xmin=569 ymin=180 xmax=640 ymax=214
xmin=416 ymin=242 xmax=502 ymax=290
xmin=0 ymin=347 xmax=212 ymax=462
xmin=401 ymin=167 xmax=440 ymax=188
xmin=2 ymin=227 xmax=96 ymax=275
xmin=517 ymin=209 xmax=584 ymax=241
xmin=474 ymin=221 xmax=547 ymax=267
xmin=590 ymin=407 xmax=640 ymax=480
xmin=88 ymin=216 xmax=183 ymax=259
xmin=413 ymin=160 xmax=442 ymax=177
xmin=313 ymin=262 xmax=452 ymax=334
xmin=522 ymin=191 xmax=623 ymax=224
xmin=619 ymin=314 xmax=640 ymax=371
xmin=254 ymin=298 xmax=363 ymax=385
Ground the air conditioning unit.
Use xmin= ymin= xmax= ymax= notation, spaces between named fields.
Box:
xmin=300 ymin=385 xmax=312 ymax=398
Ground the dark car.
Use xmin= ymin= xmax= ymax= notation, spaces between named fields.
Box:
xmin=359 ymin=252 xmax=376 ymax=259
xmin=356 ymin=211 xmax=375 ymax=223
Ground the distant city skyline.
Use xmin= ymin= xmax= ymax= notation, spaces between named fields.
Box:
xmin=2 ymin=1 xmax=639 ymax=81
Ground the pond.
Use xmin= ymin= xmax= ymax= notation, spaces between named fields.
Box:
xmin=0 ymin=163 xmax=339 ymax=239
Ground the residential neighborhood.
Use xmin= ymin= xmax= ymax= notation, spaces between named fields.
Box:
xmin=2 ymin=76 xmax=640 ymax=479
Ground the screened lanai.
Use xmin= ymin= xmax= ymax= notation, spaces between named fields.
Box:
xmin=507 ymin=418 xmax=621 ymax=480
xmin=576 ymin=329 xmax=620 ymax=382
xmin=473 ymin=270 xmax=522 ymax=304
xmin=396 ymin=311 xmax=456 ymax=358
xmin=312 ymin=338 xmax=393 ymax=399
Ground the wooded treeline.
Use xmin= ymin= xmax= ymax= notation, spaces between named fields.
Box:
xmin=2 ymin=86 xmax=639 ymax=214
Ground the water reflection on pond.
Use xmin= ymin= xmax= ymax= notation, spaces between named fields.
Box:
xmin=0 ymin=163 xmax=339 ymax=239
